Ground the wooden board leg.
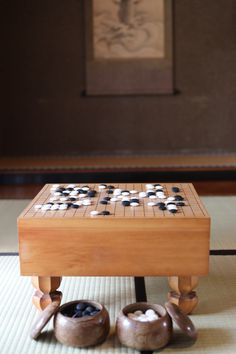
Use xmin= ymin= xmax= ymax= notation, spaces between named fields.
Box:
xmin=168 ymin=276 xmax=199 ymax=315
xmin=31 ymin=276 xmax=62 ymax=311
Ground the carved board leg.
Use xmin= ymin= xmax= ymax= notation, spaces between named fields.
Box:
xmin=31 ymin=276 xmax=62 ymax=311
xmin=168 ymin=276 xmax=199 ymax=315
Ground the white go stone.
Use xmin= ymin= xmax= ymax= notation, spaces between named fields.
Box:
xmin=134 ymin=310 xmax=143 ymax=316
xmin=146 ymin=189 xmax=154 ymax=194
xmin=82 ymin=200 xmax=92 ymax=206
xmin=66 ymin=184 xmax=76 ymax=188
xmin=121 ymin=191 xmax=130 ymax=196
xmin=70 ymin=191 xmax=78 ymax=196
xmin=155 ymin=185 xmax=163 ymax=190
xmin=167 ymin=196 xmax=175 ymax=202
xmin=127 ymin=313 xmax=139 ymax=321
xmin=34 ymin=204 xmax=42 ymax=210
xmin=41 ymin=204 xmax=52 ymax=211
xmin=138 ymin=315 xmax=149 ymax=322
xmin=130 ymin=202 xmax=139 ymax=207
xmin=82 ymin=186 xmax=90 ymax=191
xmin=51 ymin=204 xmax=60 ymax=210
xmin=54 ymin=192 xmax=62 ymax=196
xmin=139 ymin=192 xmax=147 ymax=198
xmin=146 ymin=184 xmax=154 ymax=189
xmin=60 ymin=196 xmax=69 ymax=201
xmin=149 ymin=195 xmax=157 ymax=199
xmin=145 ymin=309 xmax=156 ymax=317
xmin=98 ymin=185 xmax=106 ymax=190
xmin=50 ymin=184 xmax=60 ymax=191
xmin=147 ymin=202 xmax=156 ymax=206
xmin=73 ymin=201 xmax=83 ymax=206
xmin=110 ymin=197 xmax=119 ymax=202
xmin=78 ymin=193 xmax=87 ymax=198
xmin=113 ymin=188 xmax=122 ymax=196
xmin=90 ymin=210 xmax=99 ymax=216
xmin=59 ymin=204 xmax=68 ymax=210
xmin=167 ymin=204 xmax=177 ymax=210
xmin=156 ymin=193 xmax=166 ymax=199
xmin=50 ymin=197 xmax=59 ymax=202
xmin=122 ymin=197 xmax=130 ymax=201
xmin=130 ymin=190 xmax=138 ymax=194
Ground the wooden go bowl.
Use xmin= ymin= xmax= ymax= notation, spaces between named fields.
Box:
xmin=53 ymin=300 xmax=110 ymax=347
xmin=116 ymin=302 xmax=173 ymax=351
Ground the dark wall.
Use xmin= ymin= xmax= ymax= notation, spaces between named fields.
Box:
xmin=1 ymin=0 xmax=236 ymax=156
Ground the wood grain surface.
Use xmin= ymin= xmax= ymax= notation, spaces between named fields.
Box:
xmin=18 ymin=183 xmax=210 ymax=277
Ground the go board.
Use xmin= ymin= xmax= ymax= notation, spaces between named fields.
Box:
xmin=18 ymin=183 xmax=210 ymax=277
xmin=19 ymin=183 xmax=209 ymax=219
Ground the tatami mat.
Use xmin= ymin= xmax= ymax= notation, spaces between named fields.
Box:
xmin=0 ymin=200 xmax=30 ymax=252
xmin=0 ymin=197 xmax=236 ymax=252
xmin=0 ymin=256 xmax=236 ymax=353
xmin=145 ymin=256 xmax=236 ymax=353
xmin=0 ymin=257 xmax=137 ymax=354
xmin=201 ymin=197 xmax=236 ymax=250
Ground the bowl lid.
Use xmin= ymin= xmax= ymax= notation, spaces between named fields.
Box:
xmin=30 ymin=301 xmax=60 ymax=340
xmin=164 ymin=302 xmax=198 ymax=340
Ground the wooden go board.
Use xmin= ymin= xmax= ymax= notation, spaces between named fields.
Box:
xmin=18 ymin=183 xmax=210 ymax=277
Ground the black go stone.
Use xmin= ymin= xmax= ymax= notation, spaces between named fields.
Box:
xmin=72 ymin=204 xmax=80 ymax=209
xmin=130 ymin=198 xmax=139 ymax=203
xmin=66 ymin=187 xmax=74 ymax=192
xmin=85 ymin=306 xmax=94 ymax=313
xmin=172 ymin=186 xmax=180 ymax=193
xmin=78 ymin=189 xmax=85 ymax=194
xmin=100 ymin=210 xmax=110 ymax=215
xmin=157 ymin=202 xmax=165 ymax=207
xmin=69 ymin=197 xmax=77 ymax=201
xmin=175 ymin=195 xmax=184 ymax=201
xmin=107 ymin=189 xmax=114 ymax=194
xmin=56 ymin=187 xmax=65 ymax=192
xmin=67 ymin=203 xmax=73 ymax=207
xmin=147 ymin=191 xmax=155 ymax=197
xmin=87 ymin=190 xmax=96 ymax=197
xmin=76 ymin=303 xmax=87 ymax=311
xmin=176 ymin=201 xmax=185 ymax=206
xmin=103 ymin=196 xmax=111 ymax=201
xmin=121 ymin=190 xmax=129 ymax=194
xmin=100 ymin=200 xmax=109 ymax=205
xmin=169 ymin=209 xmax=177 ymax=213
xmin=72 ymin=310 xmax=83 ymax=318
xmin=159 ymin=205 xmax=167 ymax=210
xmin=107 ymin=185 xmax=115 ymax=189
xmin=122 ymin=200 xmax=130 ymax=207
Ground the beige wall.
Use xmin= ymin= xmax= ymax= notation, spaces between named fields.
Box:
xmin=1 ymin=0 xmax=236 ymax=156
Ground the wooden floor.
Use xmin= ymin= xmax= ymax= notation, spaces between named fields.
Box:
xmin=1 ymin=154 xmax=236 ymax=197
xmin=1 ymin=181 xmax=236 ymax=198
xmin=1 ymin=153 xmax=236 ymax=171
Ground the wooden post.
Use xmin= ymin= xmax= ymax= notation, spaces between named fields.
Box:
xmin=31 ymin=276 xmax=62 ymax=311
xmin=168 ymin=276 xmax=199 ymax=314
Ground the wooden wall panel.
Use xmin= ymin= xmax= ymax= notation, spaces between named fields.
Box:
xmin=1 ymin=0 xmax=236 ymax=156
